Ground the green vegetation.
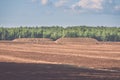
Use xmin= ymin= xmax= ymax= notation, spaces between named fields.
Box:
xmin=0 ymin=26 xmax=120 ymax=41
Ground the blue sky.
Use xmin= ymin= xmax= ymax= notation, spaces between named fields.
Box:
xmin=0 ymin=0 xmax=120 ymax=27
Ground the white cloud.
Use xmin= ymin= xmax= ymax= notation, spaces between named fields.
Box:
xmin=115 ymin=5 xmax=120 ymax=11
xmin=41 ymin=0 xmax=48 ymax=5
xmin=54 ymin=0 xmax=68 ymax=7
xmin=31 ymin=0 xmax=120 ymax=14
xmin=72 ymin=0 xmax=103 ymax=10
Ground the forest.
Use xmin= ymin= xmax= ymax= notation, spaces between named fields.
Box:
xmin=0 ymin=26 xmax=120 ymax=41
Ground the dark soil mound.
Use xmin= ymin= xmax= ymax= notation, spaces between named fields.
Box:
xmin=55 ymin=38 xmax=98 ymax=44
xmin=13 ymin=38 xmax=55 ymax=44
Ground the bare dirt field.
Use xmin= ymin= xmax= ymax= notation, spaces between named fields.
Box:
xmin=0 ymin=38 xmax=120 ymax=80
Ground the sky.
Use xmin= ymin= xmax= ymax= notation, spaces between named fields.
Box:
xmin=0 ymin=0 xmax=120 ymax=27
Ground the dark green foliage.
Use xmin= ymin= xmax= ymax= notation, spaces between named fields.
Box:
xmin=0 ymin=26 xmax=120 ymax=41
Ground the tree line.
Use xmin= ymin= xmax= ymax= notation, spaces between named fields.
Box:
xmin=0 ymin=26 xmax=120 ymax=41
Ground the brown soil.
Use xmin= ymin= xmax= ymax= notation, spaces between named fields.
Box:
xmin=0 ymin=38 xmax=120 ymax=80
xmin=0 ymin=62 xmax=120 ymax=80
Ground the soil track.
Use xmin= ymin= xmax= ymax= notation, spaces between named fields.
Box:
xmin=0 ymin=38 xmax=120 ymax=80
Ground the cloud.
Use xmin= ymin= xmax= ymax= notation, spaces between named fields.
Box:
xmin=54 ymin=0 xmax=68 ymax=7
xmin=31 ymin=0 xmax=120 ymax=14
xmin=70 ymin=0 xmax=120 ymax=14
xmin=31 ymin=0 xmax=48 ymax=5
xmin=41 ymin=0 xmax=48 ymax=5
xmin=72 ymin=0 xmax=103 ymax=10
xmin=115 ymin=5 xmax=120 ymax=11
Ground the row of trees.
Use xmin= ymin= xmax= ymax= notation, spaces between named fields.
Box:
xmin=0 ymin=26 xmax=120 ymax=41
